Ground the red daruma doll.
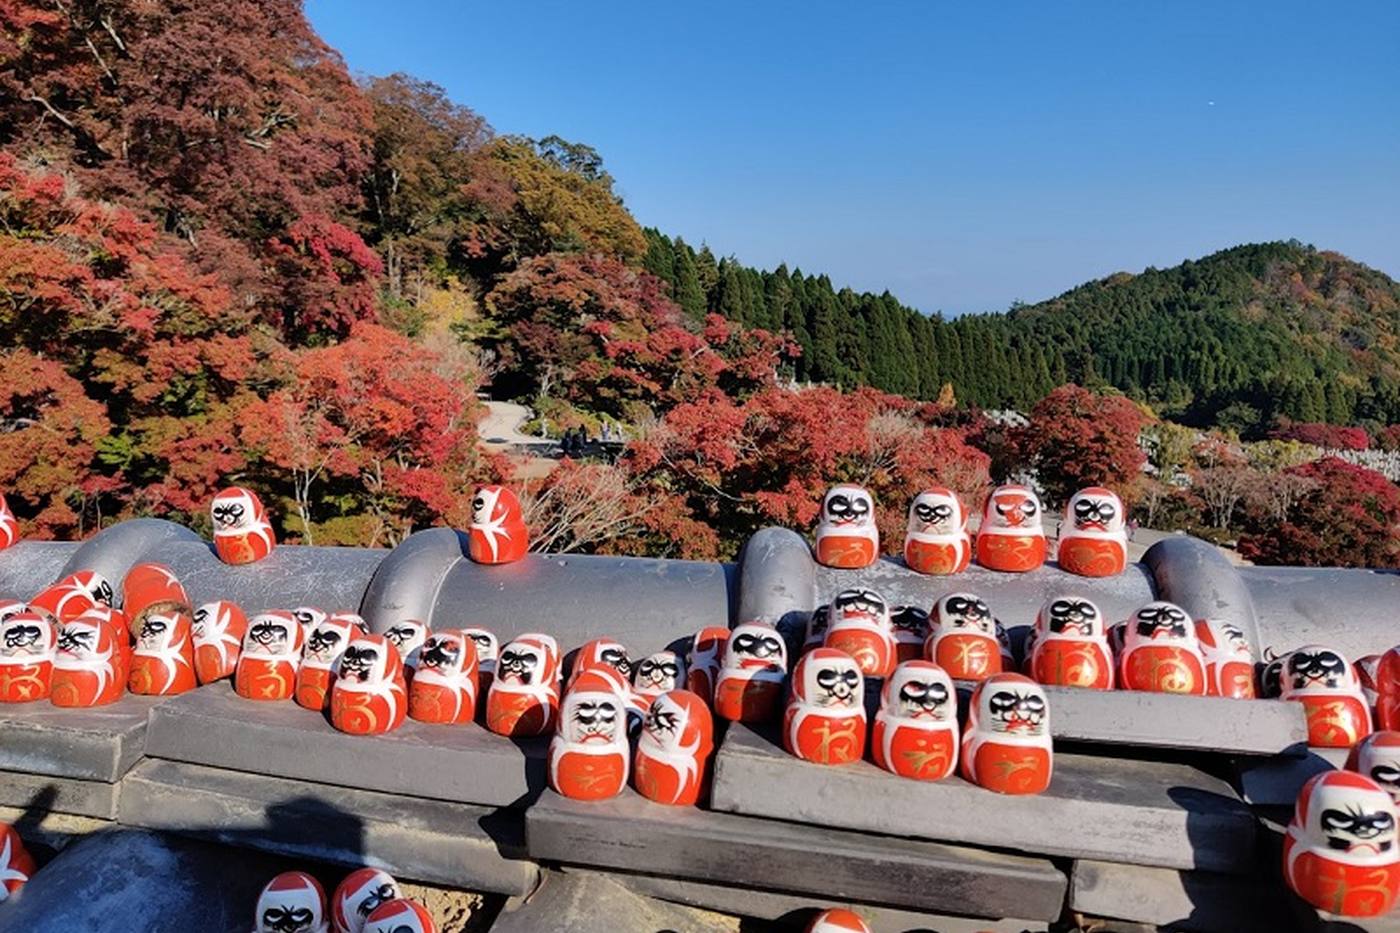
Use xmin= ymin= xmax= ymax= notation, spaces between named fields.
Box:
xmin=806 ymin=908 xmax=873 ymax=933
xmin=331 ymin=867 xmax=401 ymax=933
xmin=364 ymin=899 xmax=436 ymax=933
xmin=295 ymin=615 xmax=360 ymax=711
xmin=1117 ymin=602 xmax=1207 ymax=696
xmin=235 ymin=611 xmax=304 ymax=701
xmin=1056 ymin=486 xmax=1128 ymax=578
xmin=128 ymin=609 xmax=197 ymax=696
xmin=192 ymin=600 xmax=247 ymax=685
xmin=634 ymin=689 xmax=714 ymax=806
xmin=210 ymin=486 xmax=276 ymax=565
xmin=409 ymin=630 xmax=479 ymax=725
xmin=960 ymin=673 xmax=1053 ymax=795
xmin=50 ymin=613 xmax=126 ymax=707
xmin=1028 ymin=597 xmax=1114 ymax=691
xmin=872 ymin=660 xmax=959 ymax=781
xmin=486 ymin=634 xmax=561 ymax=737
xmin=975 ymin=485 xmax=1046 ymax=573
xmin=713 ymin=622 xmax=788 ymax=722
xmin=468 ymin=485 xmax=529 ymax=565
xmin=1195 ymin=618 xmax=1256 ymax=700
xmin=823 ymin=588 xmax=896 ymax=678
xmin=330 ymin=634 xmax=407 ymax=736
xmin=783 ymin=648 xmax=867 ymax=766
xmin=549 ymin=682 xmax=630 ymax=800
xmin=1350 ymin=732 xmax=1400 ymax=806
xmin=252 ymin=871 xmax=327 ymax=933
xmin=1284 ymin=771 xmax=1400 ymax=917
xmin=686 ymin=626 xmax=729 ymax=707
xmin=1375 ymin=647 xmax=1400 ymax=732
xmin=1282 ymin=645 xmax=1373 ymax=749
xmin=926 ymin=593 xmax=1002 ymax=683
xmin=0 ymin=612 xmax=56 ymax=703
xmin=903 ymin=488 xmax=972 ymax=575
xmin=813 ymin=484 xmax=879 ymax=569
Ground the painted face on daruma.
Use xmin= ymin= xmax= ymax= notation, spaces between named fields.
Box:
xmin=244 ymin=614 xmax=299 ymax=658
xmin=562 ymin=690 xmax=623 ymax=743
xmin=135 ymin=611 xmax=184 ymax=652
xmin=497 ymin=638 xmax=553 ymax=686
xmin=332 ymin=867 xmax=400 ymax=933
xmin=1197 ymin=619 xmax=1252 ymax=659
xmin=723 ymin=623 xmax=786 ymax=672
xmin=936 ymin=593 xmax=994 ymax=636
xmin=1130 ymin=602 xmax=1193 ymax=642
xmin=908 ymin=488 xmax=963 ymax=535
xmin=418 ymin=632 xmax=468 ymax=676
xmin=1287 ymin=645 xmax=1356 ymax=693
xmin=1354 ymin=734 xmax=1400 ymax=805
xmin=471 ymin=485 xmax=522 ymax=528
xmin=822 ymin=485 xmax=874 ymax=527
xmin=1297 ymin=771 xmax=1399 ymax=860
xmin=1040 ymin=597 xmax=1103 ymax=637
xmin=254 ymin=871 xmax=326 ymax=933
xmin=981 ymin=679 xmax=1049 ymax=737
xmin=641 ymin=690 xmax=711 ymax=755
xmin=983 ymin=486 xmax=1041 ymax=530
xmin=832 ymin=589 xmax=888 ymax=626
xmin=574 ymin=638 xmax=633 ymax=679
xmin=211 ymin=486 xmax=262 ymax=532
xmin=384 ymin=620 xmax=427 ymax=658
xmin=634 ymin=651 xmax=685 ymax=693
xmin=1067 ymin=487 xmax=1124 ymax=534
xmin=0 ymin=613 xmax=54 ymax=659
xmin=890 ymin=606 xmax=930 ymax=642
xmin=337 ymin=637 xmax=395 ymax=685
xmin=462 ymin=628 xmax=498 ymax=668
xmin=793 ymin=649 xmax=863 ymax=709
xmin=885 ymin=662 xmax=955 ymax=721
xmin=304 ymin=619 xmax=355 ymax=666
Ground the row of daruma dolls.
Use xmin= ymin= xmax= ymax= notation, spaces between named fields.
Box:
xmin=818 ymin=483 xmax=1128 ymax=576
xmin=249 ymin=867 xmax=435 ymax=933
xmin=242 ymin=867 xmax=876 ymax=933
xmin=0 ymin=483 xmax=530 ymax=567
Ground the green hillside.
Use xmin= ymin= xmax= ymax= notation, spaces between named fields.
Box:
xmin=644 ymin=234 xmax=1400 ymax=429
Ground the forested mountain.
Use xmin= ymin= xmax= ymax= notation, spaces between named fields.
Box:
xmin=644 ymin=233 xmax=1400 ymax=430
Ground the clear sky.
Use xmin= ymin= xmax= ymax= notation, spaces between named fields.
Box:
xmin=306 ymin=0 xmax=1399 ymax=316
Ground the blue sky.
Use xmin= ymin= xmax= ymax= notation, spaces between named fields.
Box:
xmin=307 ymin=0 xmax=1399 ymax=316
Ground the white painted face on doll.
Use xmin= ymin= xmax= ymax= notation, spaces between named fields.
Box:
xmin=938 ymin=593 xmax=994 ymax=637
xmin=802 ymin=652 xmax=863 ymax=709
xmin=831 ymin=589 xmax=889 ymax=627
xmin=908 ymin=489 xmax=961 ymax=535
xmin=245 ymin=615 xmax=297 ymax=658
xmin=822 ymin=485 xmax=874 ymax=528
xmin=384 ymin=621 xmax=427 ymax=658
xmin=211 ymin=487 xmax=261 ymax=533
xmin=634 ymin=651 xmax=685 ymax=694
xmin=136 ymin=611 xmax=180 ymax=652
xmin=462 ymin=628 xmax=498 ymax=670
xmin=563 ymin=690 xmax=623 ymax=744
xmin=724 ymin=623 xmax=787 ymax=673
xmin=1298 ymin=772 xmax=1399 ymax=861
xmin=1067 ymin=487 xmax=1125 ymax=534
xmin=337 ymin=637 xmax=393 ymax=685
xmin=497 ymin=640 xmax=546 ymax=686
xmin=985 ymin=486 xmax=1041 ymax=530
xmin=1286 ymin=645 xmax=1358 ymax=694
xmin=1041 ymin=597 xmax=1104 ymax=638
xmin=1128 ymin=602 xmax=1194 ymax=644
xmin=981 ymin=681 xmax=1049 ymax=737
xmin=418 ymin=632 xmax=467 ymax=676
xmin=887 ymin=663 xmax=955 ymax=721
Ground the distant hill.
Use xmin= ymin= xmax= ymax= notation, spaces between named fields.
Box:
xmin=644 ymin=235 xmax=1400 ymax=429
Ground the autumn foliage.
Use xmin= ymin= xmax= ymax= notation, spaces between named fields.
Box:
xmin=1239 ymin=458 xmax=1400 ymax=568
xmin=1014 ymin=385 xmax=1147 ymax=506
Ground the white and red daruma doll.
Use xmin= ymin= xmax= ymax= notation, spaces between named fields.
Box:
xmin=486 ymin=633 xmax=561 ymax=737
xmin=1284 ymin=770 xmax=1400 ymax=918
xmin=873 ymin=660 xmax=958 ymax=781
xmin=211 ymin=486 xmax=276 ymax=566
xmin=0 ymin=612 xmax=56 ymax=703
xmin=29 ymin=570 xmax=113 ymax=625
xmin=461 ymin=627 xmax=498 ymax=695
xmin=1376 ymin=647 xmax=1400 ymax=733
xmin=805 ymin=908 xmax=873 ymax=933
xmin=568 ymin=638 xmax=633 ymax=687
xmin=1282 ymin=645 xmax=1373 ymax=749
xmin=926 ymin=593 xmax=1002 ymax=683
xmin=960 ymin=673 xmax=1053 ymax=795
xmin=633 ymin=650 xmax=686 ymax=702
xmin=383 ymin=619 xmax=429 ymax=680
xmin=714 ymin=622 xmax=788 ymax=722
xmin=549 ymin=682 xmax=630 ymax=800
xmin=128 ymin=609 xmax=196 ymax=696
xmin=332 ymin=868 xmax=401 ymax=933
xmin=903 ymin=488 xmax=971 ymax=575
xmin=236 ymin=611 xmax=304 ymax=701
xmin=50 ymin=613 xmax=126 ymax=707
xmin=634 ymin=689 xmax=714 ymax=806
xmin=1029 ymin=597 xmax=1114 ymax=691
xmin=1117 ymin=602 xmax=1207 ymax=696
xmin=975 ymin=485 xmax=1047 ymax=573
xmin=823 ymin=589 xmax=896 ymax=678
xmin=330 ymin=634 xmax=407 ymax=736
xmin=686 ymin=626 xmax=729 ymax=707
xmin=1056 ymin=486 xmax=1128 ymax=578
xmin=890 ymin=607 xmax=930 ymax=664
xmin=296 ymin=615 xmax=362 ymax=711
xmin=468 ymin=485 xmax=529 ymax=565
xmin=1 ymin=821 xmax=36 ymax=903
xmin=784 ymin=648 xmax=867 ymax=766
xmin=1195 ymin=619 xmax=1256 ymax=700
xmin=122 ymin=562 xmax=188 ymax=627
xmin=409 ymin=630 xmax=479 ymax=725
xmin=813 ymin=484 xmax=879 ymax=569
xmin=0 ymin=494 xmax=18 ymax=551
xmin=1349 ymin=732 xmax=1400 ymax=806
xmin=253 ymin=870 xmax=328 ymax=933
xmin=192 ymin=600 xmax=247 ymax=685
xmin=364 ymin=898 xmax=435 ymax=933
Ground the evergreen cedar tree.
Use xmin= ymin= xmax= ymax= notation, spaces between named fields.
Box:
xmin=1 ymin=0 xmax=1399 ymax=566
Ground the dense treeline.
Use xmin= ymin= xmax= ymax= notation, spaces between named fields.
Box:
xmin=643 ymin=233 xmax=1400 ymax=431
